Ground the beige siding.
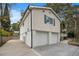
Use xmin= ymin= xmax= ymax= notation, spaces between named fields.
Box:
xmin=31 ymin=9 xmax=60 ymax=47
xmin=32 ymin=9 xmax=60 ymax=33
xmin=20 ymin=7 xmax=60 ymax=48
xmin=20 ymin=12 xmax=31 ymax=47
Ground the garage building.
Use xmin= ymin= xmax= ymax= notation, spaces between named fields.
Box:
xmin=20 ymin=6 xmax=61 ymax=48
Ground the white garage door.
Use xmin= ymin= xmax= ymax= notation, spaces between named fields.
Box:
xmin=35 ymin=31 xmax=48 ymax=47
xmin=50 ymin=33 xmax=58 ymax=44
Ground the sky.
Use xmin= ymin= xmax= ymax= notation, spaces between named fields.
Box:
xmin=10 ymin=3 xmax=79 ymax=24
xmin=10 ymin=3 xmax=46 ymax=24
xmin=72 ymin=3 xmax=79 ymax=6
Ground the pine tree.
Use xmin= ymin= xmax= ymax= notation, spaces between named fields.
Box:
xmin=1 ymin=3 xmax=11 ymax=31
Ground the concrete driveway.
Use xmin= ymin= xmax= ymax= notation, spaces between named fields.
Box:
xmin=34 ymin=40 xmax=79 ymax=56
xmin=1 ymin=39 xmax=79 ymax=56
xmin=0 ymin=39 xmax=37 ymax=56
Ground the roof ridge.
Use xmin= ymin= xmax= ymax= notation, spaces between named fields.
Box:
xmin=29 ymin=5 xmax=51 ymax=9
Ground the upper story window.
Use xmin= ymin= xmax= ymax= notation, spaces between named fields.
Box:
xmin=44 ymin=15 xmax=55 ymax=26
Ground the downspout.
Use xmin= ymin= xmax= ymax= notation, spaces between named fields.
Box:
xmin=30 ymin=9 xmax=33 ymax=48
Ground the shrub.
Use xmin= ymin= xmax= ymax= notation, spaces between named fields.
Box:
xmin=0 ymin=29 xmax=13 ymax=36
xmin=67 ymin=32 xmax=75 ymax=38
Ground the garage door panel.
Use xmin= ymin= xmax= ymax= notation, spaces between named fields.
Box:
xmin=35 ymin=31 xmax=48 ymax=47
xmin=49 ymin=33 xmax=58 ymax=44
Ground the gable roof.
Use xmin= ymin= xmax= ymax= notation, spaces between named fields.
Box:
xmin=20 ymin=6 xmax=61 ymax=26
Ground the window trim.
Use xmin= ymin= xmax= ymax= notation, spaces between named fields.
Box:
xmin=44 ymin=15 xmax=55 ymax=26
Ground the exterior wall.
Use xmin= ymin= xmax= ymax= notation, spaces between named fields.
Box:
xmin=32 ymin=30 xmax=36 ymax=47
xmin=20 ymin=25 xmax=24 ymax=41
xmin=32 ymin=9 xmax=60 ymax=33
xmin=32 ymin=9 xmax=60 ymax=47
xmin=20 ymin=8 xmax=60 ymax=48
xmin=20 ymin=12 xmax=31 ymax=47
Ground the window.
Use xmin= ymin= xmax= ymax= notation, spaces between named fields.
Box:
xmin=44 ymin=15 xmax=55 ymax=26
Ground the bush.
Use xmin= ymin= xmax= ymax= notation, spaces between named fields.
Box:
xmin=0 ymin=29 xmax=13 ymax=36
xmin=67 ymin=32 xmax=75 ymax=38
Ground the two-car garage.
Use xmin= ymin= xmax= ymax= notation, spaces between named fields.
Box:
xmin=33 ymin=31 xmax=59 ymax=47
xmin=20 ymin=6 xmax=60 ymax=48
